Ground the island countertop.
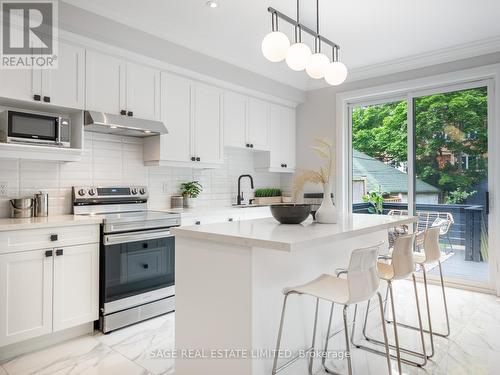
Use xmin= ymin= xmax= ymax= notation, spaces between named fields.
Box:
xmin=170 ymin=213 xmax=416 ymax=251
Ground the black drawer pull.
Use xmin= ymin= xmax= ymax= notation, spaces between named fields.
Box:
xmin=120 ymin=109 xmax=126 ymax=115
xmin=195 ymin=220 xmax=201 ymax=225
xmin=250 ymin=144 xmax=254 ymax=148
xmin=191 ymin=156 xmax=196 ymax=161
xmin=127 ymin=111 xmax=133 ymax=117
xmin=246 ymin=144 xmax=250 ymax=148
xmin=143 ymin=264 xmax=149 ymax=269
xmin=43 ymin=96 xmax=50 ymax=103
xmin=33 ymin=94 xmax=41 ymax=101
xmin=196 ymin=157 xmax=201 ymax=161
xmin=228 ymin=218 xmax=233 ymax=222
xmin=45 ymin=250 xmax=53 ymax=257
xmin=50 ymin=234 xmax=58 ymax=241
xmin=142 ymin=243 xmax=148 ymax=249
xmin=56 ymin=249 xmax=63 ymax=256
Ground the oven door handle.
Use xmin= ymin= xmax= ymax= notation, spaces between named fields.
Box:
xmin=104 ymin=229 xmax=173 ymax=245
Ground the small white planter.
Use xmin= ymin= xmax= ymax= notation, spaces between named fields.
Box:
xmin=183 ymin=196 xmax=196 ymax=208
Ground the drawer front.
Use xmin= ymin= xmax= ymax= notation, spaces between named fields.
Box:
xmin=0 ymin=225 xmax=100 ymax=254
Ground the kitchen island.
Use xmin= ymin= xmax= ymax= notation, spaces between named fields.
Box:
xmin=171 ymin=213 xmax=416 ymax=375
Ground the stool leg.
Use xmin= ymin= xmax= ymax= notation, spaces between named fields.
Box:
xmin=342 ymin=305 xmax=353 ymax=375
xmin=377 ymin=292 xmax=393 ymax=375
xmin=422 ymin=265 xmax=435 ymax=358
xmin=438 ymin=261 xmax=451 ymax=337
xmin=272 ymin=293 xmax=290 ymax=375
xmin=413 ymin=273 xmax=427 ymax=366
xmin=322 ymin=302 xmax=335 ymax=369
xmin=387 ymin=281 xmax=402 ymax=374
xmin=309 ymin=298 xmax=320 ymax=375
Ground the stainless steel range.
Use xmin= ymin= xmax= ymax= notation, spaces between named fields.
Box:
xmin=72 ymin=185 xmax=180 ymax=333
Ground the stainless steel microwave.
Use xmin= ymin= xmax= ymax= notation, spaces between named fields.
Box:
xmin=0 ymin=109 xmax=71 ymax=147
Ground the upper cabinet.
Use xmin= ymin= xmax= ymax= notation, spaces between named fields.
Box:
xmin=223 ymin=92 xmax=270 ymax=151
xmin=144 ymin=73 xmax=223 ymax=167
xmin=85 ymin=50 xmax=160 ymax=120
xmin=0 ymin=43 xmax=85 ymax=109
xmin=255 ymin=104 xmax=296 ymax=173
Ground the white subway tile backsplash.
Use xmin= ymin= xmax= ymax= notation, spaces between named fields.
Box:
xmin=0 ymin=134 xmax=292 ymax=218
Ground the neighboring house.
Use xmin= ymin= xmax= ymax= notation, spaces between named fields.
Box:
xmin=352 ymin=150 xmax=440 ymax=204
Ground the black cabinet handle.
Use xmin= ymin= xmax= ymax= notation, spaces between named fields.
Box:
xmin=228 ymin=218 xmax=233 ymax=222
xmin=50 ymin=234 xmax=58 ymax=241
xmin=142 ymin=243 xmax=148 ymax=249
xmin=127 ymin=111 xmax=133 ymax=117
xmin=143 ymin=264 xmax=149 ymax=269
xmin=196 ymin=157 xmax=201 ymax=161
xmin=45 ymin=250 xmax=53 ymax=257
xmin=120 ymin=110 xmax=126 ymax=115
xmin=43 ymin=96 xmax=50 ymax=103
xmin=280 ymin=164 xmax=284 ymax=168
xmin=33 ymin=94 xmax=41 ymax=101
xmin=246 ymin=144 xmax=250 ymax=148
xmin=250 ymin=144 xmax=254 ymax=148
xmin=284 ymin=164 xmax=287 ymax=168
xmin=195 ymin=220 xmax=201 ymax=225
xmin=55 ymin=249 xmax=63 ymax=256
xmin=191 ymin=156 xmax=196 ymax=161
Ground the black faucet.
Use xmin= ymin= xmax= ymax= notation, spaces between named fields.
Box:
xmin=237 ymin=174 xmax=254 ymax=205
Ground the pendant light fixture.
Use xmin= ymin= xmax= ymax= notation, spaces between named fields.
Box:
xmin=262 ymin=0 xmax=348 ymax=85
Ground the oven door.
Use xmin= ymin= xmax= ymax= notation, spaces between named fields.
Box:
xmin=8 ymin=111 xmax=59 ymax=144
xmin=102 ymin=228 xmax=175 ymax=314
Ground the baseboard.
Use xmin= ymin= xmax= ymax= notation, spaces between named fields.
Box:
xmin=0 ymin=323 xmax=94 ymax=362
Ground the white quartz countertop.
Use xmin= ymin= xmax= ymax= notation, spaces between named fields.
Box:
xmin=171 ymin=213 xmax=416 ymax=251
xmin=0 ymin=214 xmax=103 ymax=231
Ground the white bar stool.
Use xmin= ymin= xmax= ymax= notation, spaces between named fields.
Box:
xmin=351 ymin=233 xmax=427 ymax=372
xmin=385 ymin=226 xmax=450 ymax=359
xmin=271 ymin=244 xmax=392 ymax=375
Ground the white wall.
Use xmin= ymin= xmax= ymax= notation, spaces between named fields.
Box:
xmin=0 ymin=134 xmax=284 ymax=218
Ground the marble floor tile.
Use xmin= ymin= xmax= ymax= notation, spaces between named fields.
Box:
xmin=2 ymin=336 xmax=149 ymax=375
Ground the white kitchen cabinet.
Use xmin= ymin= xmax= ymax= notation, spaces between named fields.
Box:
xmin=53 ymin=243 xmax=98 ymax=332
xmin=144 ymin=75 xmax=223 ymax=167
xmin=42 ymin=43 xmax=85 ymax=109
xmin=193 ymin=82 xmax=223 ymax=164
xmin=85 ymin=50 xmax=125 ymax=115
xmin=247 ymin=98 xmax=270 ymax=151
xmin=126 ymin=62 xmax=160 ymax=120
xmin=223 ymin=91 xmax=247 ymax=148
xmin=0 ymin=43 xmax=84 ymax=109
xmin=0 ymin=249 xmax=53 ymax=346
xmin=255 ymin=104 xmax=296 ymax=173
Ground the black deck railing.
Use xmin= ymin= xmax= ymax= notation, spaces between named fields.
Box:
xmin=352 ymin=202 xmax=487 ymax=262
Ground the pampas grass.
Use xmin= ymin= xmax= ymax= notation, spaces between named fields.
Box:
xmin=293 ymin=137 xmax=334 ymax=200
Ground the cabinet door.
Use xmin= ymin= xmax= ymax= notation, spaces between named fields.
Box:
xmin=53 ymin=243 xmax=98 ymax=332
xmin=42 ymin=42 xmax=85 ymax=109
xmin=223 ymin=91 xmax=246 ymax=148
xmin=126 ymin=62 xmax=160 ymax=120
xmin=0 ymin=250 xmax=52 ymax=346
xmin=193 ymin=83 xmax=223 ymax=164
xmin=85 ymin=50 xmax=125 ymax=114
xmin=269 ymin=104 xmax=284 ymax=169
xmin=247 ymin=98 xmax=270 ymax=151
xmin=158 ymin=72 xmax=192 ymax=162
xmin=0 ymin=50 xmax=39 ymax=103
xmin=283 ymin=107 xmax=296 ymax=170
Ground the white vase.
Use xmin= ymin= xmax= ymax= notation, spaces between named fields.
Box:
xmin=185 ymin=197 xmax=196 ymax=208
xmin=315 ymin=183 xmax=337 ymax=224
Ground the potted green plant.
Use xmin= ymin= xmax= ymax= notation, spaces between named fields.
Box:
xmin=254 ymin=188 xmax=282 ymax=205
xmin=180 ymin=181 xmax=203 ymax=208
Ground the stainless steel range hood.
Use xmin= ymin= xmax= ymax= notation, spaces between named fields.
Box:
xmin=84 ymin=111 xmax=168 ymax=137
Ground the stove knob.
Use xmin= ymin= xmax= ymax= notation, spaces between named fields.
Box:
xmin=139 ymin=188 xmax=146 ymax=195
xmin=78 ymin=189 xmax=86 ymax=196
xmin=88 ymin=188 xmax=96 ymax=196
xmin=131 ymin=188 xmax=138 ymax=195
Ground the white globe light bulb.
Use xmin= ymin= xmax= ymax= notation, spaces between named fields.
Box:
xmin=305 ymin=52 xmax=329 ymax=79
xmin=261 ymin=31 xmax=290 ymax=62
xmin=285 ymin=42 xmax=312 ymax=71
xmin=324 ymin=61 xmax=348 ymax=85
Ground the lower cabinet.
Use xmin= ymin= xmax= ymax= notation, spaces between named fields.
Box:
xmin=0 ymin=243 xmax=99 ymax=347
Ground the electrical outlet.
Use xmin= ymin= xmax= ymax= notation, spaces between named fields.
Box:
xmin=0 ymin=182 xmax=7 ymax=197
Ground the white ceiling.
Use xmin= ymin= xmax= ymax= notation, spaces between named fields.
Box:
xmin=63 ymin=0 xmax=500 ymax=90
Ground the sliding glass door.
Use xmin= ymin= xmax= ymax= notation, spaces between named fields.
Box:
xmin=349 ymin=82 xmax=492 ymax=290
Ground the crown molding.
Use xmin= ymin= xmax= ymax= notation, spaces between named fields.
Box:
xmin=306 ymin=36 xmax=500 ymax=91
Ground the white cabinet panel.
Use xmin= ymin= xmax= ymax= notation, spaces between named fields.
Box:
xmin=247 ymin=98 xmax=269 ymax=151
xmin=267 ymin=104 xmax=296 ymax=172
xmin=193 ymin=83 xmax=223 ymax=164
xmin=53 ymin=243 xmax=98 ymax=332
xmin=85 ymin=50 xmax=125 ymax=114
xmin=126 ymin=62 xmax=160 ymax=121
xmin=283 ymin=106 xmax=296 ymax=170
xmin=223 ymin=91 xmax=246 ymax=148
xmin=42 ymin=42 xmax=85 ymax=109
xmin=0 ymin=249 xmax=52 ymax=346
xmin=0 ymin=52 xmax=38 ymax=102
